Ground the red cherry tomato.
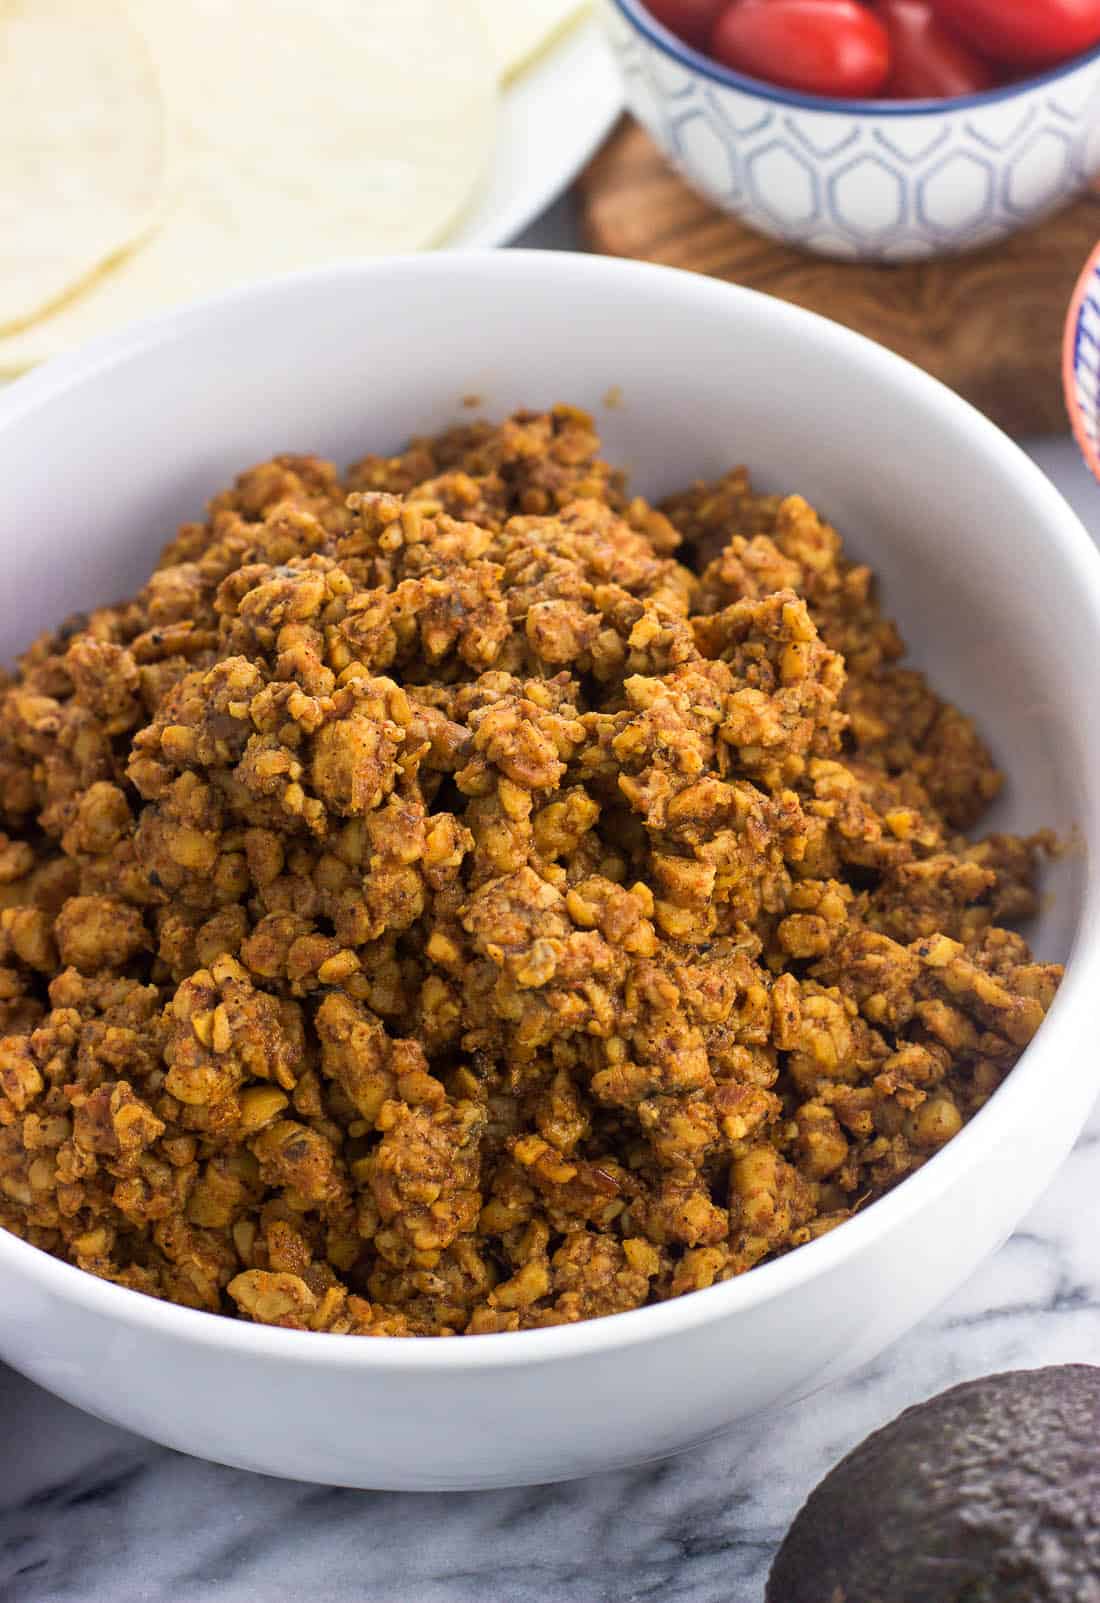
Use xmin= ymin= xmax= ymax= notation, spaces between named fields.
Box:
xmin=873 ymin=0 xmax=995 ymax=97
xmin=709 ymin=0 xmax=891 ymax=98
xmin=643 ymin=0 xmax=728 ymax=50
xmin=927 ymin=0 xmax=1100 ymax=68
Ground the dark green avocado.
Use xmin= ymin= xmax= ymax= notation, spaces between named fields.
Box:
xmin=767 ymin=1365 xmax=1100 ymax=1603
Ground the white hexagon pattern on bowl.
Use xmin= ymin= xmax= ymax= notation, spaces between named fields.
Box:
xmin=605 ymin=0 xmax=1100 ymax=260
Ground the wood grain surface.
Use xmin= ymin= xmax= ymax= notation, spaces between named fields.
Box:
xmin=579 ymin=119 xmax=1100 ymax=435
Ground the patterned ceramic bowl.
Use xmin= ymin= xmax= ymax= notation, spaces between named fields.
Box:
xmin=605 ymin=0 xmax=1100 ymax=261
xmin=1065 ymin=239 xmax=1100 ymax=480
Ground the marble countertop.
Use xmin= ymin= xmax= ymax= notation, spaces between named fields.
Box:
xmin=3 ymin=200 xmax=1100 ymax=1603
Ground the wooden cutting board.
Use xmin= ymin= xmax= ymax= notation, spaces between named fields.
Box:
xmin=579 ymin=119 xmax=1100 ymax=436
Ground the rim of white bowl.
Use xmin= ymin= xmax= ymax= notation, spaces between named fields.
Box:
xmin=1 ymin=249 xmax=1099 ymax=1372
xmin=613 ymin=0 xmax=1100 ymax=116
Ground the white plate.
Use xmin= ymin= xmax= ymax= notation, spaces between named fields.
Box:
xmin=0 ymin=16 xmax=620 ymax=382
xmin=450 ymin=14 xmax=623 ymax=248
xmin=0 ymin=16 xmax=619 ymax=379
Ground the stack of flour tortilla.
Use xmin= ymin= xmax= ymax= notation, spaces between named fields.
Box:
xmin=0 ymin=0 xmax=588 ymax=373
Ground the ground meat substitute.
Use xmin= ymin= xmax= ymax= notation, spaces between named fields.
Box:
xmin=0 ymin=407 xmax=1060 ymax=1337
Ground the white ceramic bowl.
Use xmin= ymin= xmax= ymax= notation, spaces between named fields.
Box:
xmin=1 ymin=252 xmax=1099 ymax=1491
xmin=605 ymin=0 xmax=1100 ymax=260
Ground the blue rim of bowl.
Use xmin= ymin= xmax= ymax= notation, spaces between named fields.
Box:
xmin=612 ymin=0 xmax=1100 ymax=115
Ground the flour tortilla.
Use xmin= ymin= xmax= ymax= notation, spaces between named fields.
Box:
xmin=0 ymin=0 xmax=496 ymax=372
xmin=475 ymin=0 xmax=591 ymax=81
xmin=0 ymin=0 xmax=166 ymax=335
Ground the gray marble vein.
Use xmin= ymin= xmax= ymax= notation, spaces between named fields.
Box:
xmin=1 ymin=205 xmax=1099 ymax=1602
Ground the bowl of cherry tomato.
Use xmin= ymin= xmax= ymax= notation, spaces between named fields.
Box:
xmin=605 ymin=0 xmax=1100 ymax=258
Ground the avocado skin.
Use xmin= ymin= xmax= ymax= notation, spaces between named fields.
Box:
xmin=766 ymin=1365 xmax=1100 ymax=1603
